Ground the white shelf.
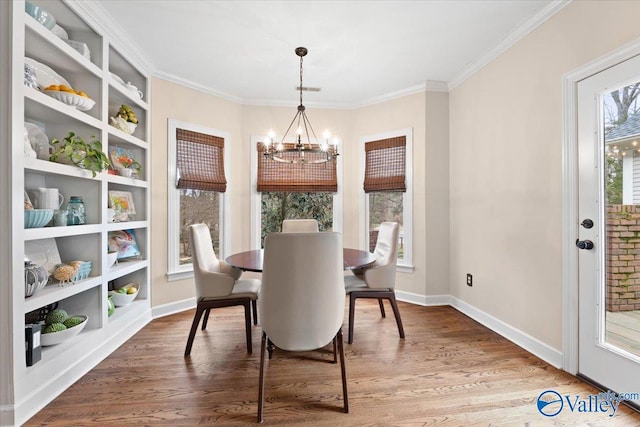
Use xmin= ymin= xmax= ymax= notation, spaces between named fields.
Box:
xmin=8 ymin=1 xmax=152 ymax=424
xmin=24 ymin=276 xmax=102 ymax=313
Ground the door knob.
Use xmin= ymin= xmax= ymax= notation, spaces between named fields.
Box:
xmin=581 ymin=219 xmax=594 ymax=229
xmin=576 ymin=239 xmax=594 ymax=250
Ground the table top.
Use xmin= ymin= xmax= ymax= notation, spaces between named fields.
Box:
xmin=225 ymin=248 xmax=376 ymax=272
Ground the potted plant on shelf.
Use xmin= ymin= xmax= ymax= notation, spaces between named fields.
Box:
xmin=49 ymin=131 xmax=111 ymax=177
xmin=114 ymin=153 xmax=142 ymax=177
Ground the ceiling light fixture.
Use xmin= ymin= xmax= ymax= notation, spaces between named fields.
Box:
xmin=263 ymin=47 xmax=339 ymax=164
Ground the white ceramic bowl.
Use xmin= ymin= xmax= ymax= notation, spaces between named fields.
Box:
xmin=44 ymin=90 xmax=95 ymax=111
xmin=24 ymin=209 xmax=53 ymax=228
xmin=41 ymin=315 xmax=88 ymax=346
xmin=109 ymin=284 xmax=138 ymax=306
xmin=107 ymin=251 xmax=118 ymax=268
xmin=110 ymin=116 xmax=137 ymax=134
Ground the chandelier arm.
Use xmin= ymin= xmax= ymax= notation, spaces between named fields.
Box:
xmin=279 ymin=110 xmax=303 ymax=148
xmin=301 ymin=110 xmax=321 ymax=148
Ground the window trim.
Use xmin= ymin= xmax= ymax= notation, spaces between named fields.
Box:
xmin=167 ymin=119 xmax=231 ymax=281
xmin=250 ymin=135 xmax=343 ymax=249
xmin=359 ymin=128 xmax=413 ymax=270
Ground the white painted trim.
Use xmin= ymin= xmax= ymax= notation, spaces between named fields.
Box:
xmin=152 ymin=297 xmax=197 ymax=319
xmin=359 ymin=128 xmax=414 ymax=268
xmin=166 ymin=270 xmax=194 ymax=282
xmin=155 ymin=70 xmax=242 ymax=104
xmin=167 ymin=119 xmax=232 ymax=276
xmin=450 ymin=297 xmax=563 ymax=368
xmin=151 ymin=292 xmax=564 ymax=369
xmin=13 ymin=309 xmax=151 ymax=426
xmin=562 ymin=36 xmax=640 ymax=375
xmin=449 ymin=0 xmax=570 ymax=91
xmin=396 ymin=291 xmax=450 ymax=307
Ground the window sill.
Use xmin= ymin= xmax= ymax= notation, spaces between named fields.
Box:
xmin=166 ymin=269 xmax=194 ymax=282
xmin=397 ymin=264 xmax=414 ymax=274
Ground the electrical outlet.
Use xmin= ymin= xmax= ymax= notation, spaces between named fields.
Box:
xmin=466 ymin=273 xmax=473 ymax=287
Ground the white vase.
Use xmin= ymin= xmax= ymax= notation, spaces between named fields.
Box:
xmin=118 ymin=168 xmax=132 ymax=177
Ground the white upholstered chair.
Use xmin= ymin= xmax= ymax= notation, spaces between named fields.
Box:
xmin=281 ymin=218 xmax=319 ymax=233
xmin=184 ymin=223 xmax=261 ymax=356
xmin=257 ymin=232 xmax=348 ymax=422
xmin=344 ymin=221 xmax=405 ymax=344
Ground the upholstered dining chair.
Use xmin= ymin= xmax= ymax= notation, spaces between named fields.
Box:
xmin=281 ymin=218 xmax=319 ymax=233
xmin=257 ymin=232 xmax=348 ymax=422
xmin=184 ymin=223 xmax=261 ymax=356
xmin=344 ymin=221 xmax=405 ymax=344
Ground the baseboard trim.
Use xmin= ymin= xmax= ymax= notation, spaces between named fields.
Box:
xmin=449 ymin=296 xmax=563 ymax=368
xmin=152 ymin=297 xmax=196 ymax=319
xmin=395 ymin=291 xmax=450 ymax=306
xmin=149 ymin=293 xmax=563 ymax=369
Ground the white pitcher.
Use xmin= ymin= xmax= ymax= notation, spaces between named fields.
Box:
xmin=36 ymin=188 xmax=64 ymax=210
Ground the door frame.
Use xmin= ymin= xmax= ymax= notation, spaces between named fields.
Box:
xmin=562 ymin=37 xmax=640 ymax=374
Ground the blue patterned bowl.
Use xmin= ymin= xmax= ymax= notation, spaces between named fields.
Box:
xmin=24 ymin=209 xmax=53 ymax=228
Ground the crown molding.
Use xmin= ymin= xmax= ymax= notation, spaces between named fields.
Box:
xmin=354 ymin=81 xmax=448 ymax=109
xmin=68 ymin=0 xmax=154 ymax=75
xmin=154 ymin=70 xmax=243 ymax=104
xmin=448 ymin=0 xmax=571 ymax=91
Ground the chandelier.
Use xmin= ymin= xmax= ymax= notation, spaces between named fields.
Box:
xmin=263 ymin=47 xmax=339 ymax=164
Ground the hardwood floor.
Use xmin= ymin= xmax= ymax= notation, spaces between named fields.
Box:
xmin=26 ymin=301 xmax=640 ymax=426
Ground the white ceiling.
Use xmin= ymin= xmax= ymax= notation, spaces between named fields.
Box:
xmin=93 ymin=0 xmax=561 ymax=108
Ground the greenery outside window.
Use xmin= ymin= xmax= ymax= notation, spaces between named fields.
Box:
xmin=167 ymin=120 xmax=230 ymax=280
xmin=251 ymin=136 xmax=343 ymax=248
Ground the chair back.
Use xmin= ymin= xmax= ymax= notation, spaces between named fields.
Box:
xmin=190 ymin=223 xmax=226 ymax=298
xmin=260 ymin=232 xmax=344 ymax=351
xmin=282 ymin=219 xmax=319 ymax=233
xmin=365 ymin=222 xmax=399 ymax=290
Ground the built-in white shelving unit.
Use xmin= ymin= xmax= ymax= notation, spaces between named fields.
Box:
xmin=3 ymin=1 xmax=152 ymax=424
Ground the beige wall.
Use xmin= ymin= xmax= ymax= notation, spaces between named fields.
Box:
xmin=449 ymin=0 xmax=640 ymax=350
xmin=151 ymin=77 xmax=449 ymax=305
xmin=150 ymin=78 xmax=243 ymax=306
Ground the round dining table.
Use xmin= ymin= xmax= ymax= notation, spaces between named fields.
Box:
xmin=225 ymin=248 xmax=376 ymax=272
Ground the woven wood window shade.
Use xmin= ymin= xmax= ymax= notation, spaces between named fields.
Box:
xmin=363 ymin=136 xmax=406 ymax=193
xmin=176 ymin=128 xmax=227 ymax=192
xmin=257 ymin=143 xmax=338 ymax=192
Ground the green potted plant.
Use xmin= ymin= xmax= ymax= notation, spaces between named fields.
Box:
xmin=50 ymin=131 xmax=111 ymax=177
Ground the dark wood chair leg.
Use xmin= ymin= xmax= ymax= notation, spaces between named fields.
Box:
xmin=388 ymin=294 xmax=405 ymax=339
xmin=378 ymin=299 xmax=386 ymax=318
xmin=337 ymin=328 xmax=349 ymax=413
xmin=252 ymin=299 xmax=258 ymax=325
xmin=201 ymin=308 xmax=211 ymax=330
xmin=184 ymin=304 xmax=205 ymax=356
xmin=257 ymin=331 xmax=267 ymax=423
xmin=244 ymin=300 xmax=252 ymax=354
xmin=267 ymin=338 xmax=275 ymax=359
xmin=332 ymin=336 xmax=337 ymax=363
xmin=348 ymin=293 xmax=356 ymax=344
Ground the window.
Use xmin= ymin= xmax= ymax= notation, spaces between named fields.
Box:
xmin=361 ymin=128 xmax=413 ymax=268
xmin=167 ymin=120 xmax=230 ymax=280
xmin=250 ymin=136 xmax=343 ymax=248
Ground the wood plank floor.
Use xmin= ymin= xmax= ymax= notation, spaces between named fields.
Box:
xmin=26 ymin=301 xmax=640 ymax=426
xmin=607 ymin=310 xmax=640 ymax=356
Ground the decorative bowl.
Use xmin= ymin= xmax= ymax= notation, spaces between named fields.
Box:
xmin=41 ymin=315 xmax=88 ymax=346
xmin=107 ymin=251 xmax=118 ymax=268
xmin=24 ymin=209 xmax=53 ymax=228
xmin=110 ymin=116 xmax=137 ymax=134
xmin=44 ymin=90 xmax=95 ymax=111
xmin=71 ymin=261 xmax=91 ymax=281
xmin=109 ymin=283 xmax=138 ymax=306
xmin=25 ymin=2 xmax=56 ymax=30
